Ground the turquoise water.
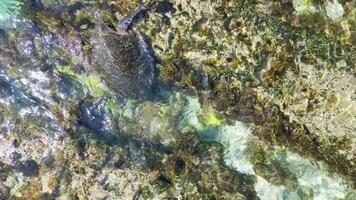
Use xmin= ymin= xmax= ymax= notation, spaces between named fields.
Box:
xmin=0 ymin=0 xmax=21 ymax=24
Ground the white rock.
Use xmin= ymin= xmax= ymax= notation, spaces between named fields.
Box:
xmin=325 ymin=0 xmax=344 ymax=21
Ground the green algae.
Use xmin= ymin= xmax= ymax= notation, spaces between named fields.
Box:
xmin=203 ymin=112 xmax=223 ymax=127
xmin=255 ymin=113 xmax=355 ymax=186
xmin=79 ymin=74 xmax=111 ymax=98
xmin=57 ymin=65 xmax=112 ymax=98
xmin=135 ymin=0 xmax=355 ymax=186
xmin=58 ymin=65 xmax=76 ymax=77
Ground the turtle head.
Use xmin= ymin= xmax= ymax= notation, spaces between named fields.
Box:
xmin=116 ymin=4 xmax=147 ymax=32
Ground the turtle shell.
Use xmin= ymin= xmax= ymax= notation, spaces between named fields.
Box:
xmin=103 ymin=32 xmax=141 ymax=73
xmin=92 ymin=29 xmax=155 ymax=100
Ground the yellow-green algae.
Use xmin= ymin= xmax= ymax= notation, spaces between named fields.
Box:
xmin=57 ymin=64 xmax=112 ymax=98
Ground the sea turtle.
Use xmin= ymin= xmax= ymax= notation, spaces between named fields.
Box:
xmin=91 ymin=5 xmax=156 ymax=101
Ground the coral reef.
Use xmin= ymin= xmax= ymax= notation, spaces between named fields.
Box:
xmin=0 ymin=0 xmax=354 ymax=199
xmin=134 ymin=0 xmax=355 ymax=184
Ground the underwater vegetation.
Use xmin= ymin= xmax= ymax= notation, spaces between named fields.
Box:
xmin=0 ymin=0 xmax=355 ymax=199
xmin=137 ymin=0 xmax=355 ymax=184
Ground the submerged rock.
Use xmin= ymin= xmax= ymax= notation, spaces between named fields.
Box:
xmin=324 ymin=0 xmax=344 ymax=21
xmin=17 ymin=160 xmax=40 ymax=177
xmin=136 ymin=0 xmax=355 ymax=185
xmin=0 ymin=0 xmax=354 ymax=199
xmin=79 ymin=99 xmax=117 ymax=145
xmin=0 ymin=182 xmax=10 ymax=199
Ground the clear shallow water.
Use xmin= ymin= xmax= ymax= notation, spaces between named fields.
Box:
xmin=0 ymin=0 xmax=21 ymax=24
xmin=0 ymin=1 xmax=355 ymax=199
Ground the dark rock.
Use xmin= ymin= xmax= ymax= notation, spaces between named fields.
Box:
xmin=43 ymin=154 xmax=55 ymax=168
xmin=24 ymin=0 xmax=44 ymax=11
xmin=156 ymin=1 xmax=175 ymax=14
xmin=113 ymin=160 xmax=125 ymax=169
xmin=156 ymin=174 xmax=172 ymax=187
xmin=79 ymin=99 xmax=118 ymax=146
xmin=68 ymin=2 xmax=85 ymax=16
xmin=174 ymin=159 xmax=185 ymax=175
xmin=0 ymin=78 xmax=12 ymax=97
xmin=226 ymin=57 xmax=233 ymax=63
xmin=10 ymin=152 xmax=22 ymax=162
xmin=0 ymin=183 xmax=10 ymax=200
xmin=18 ymin=159 xmax=40 ymax=177
xmin=161 ymin=15 xmax=171 ymax=25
